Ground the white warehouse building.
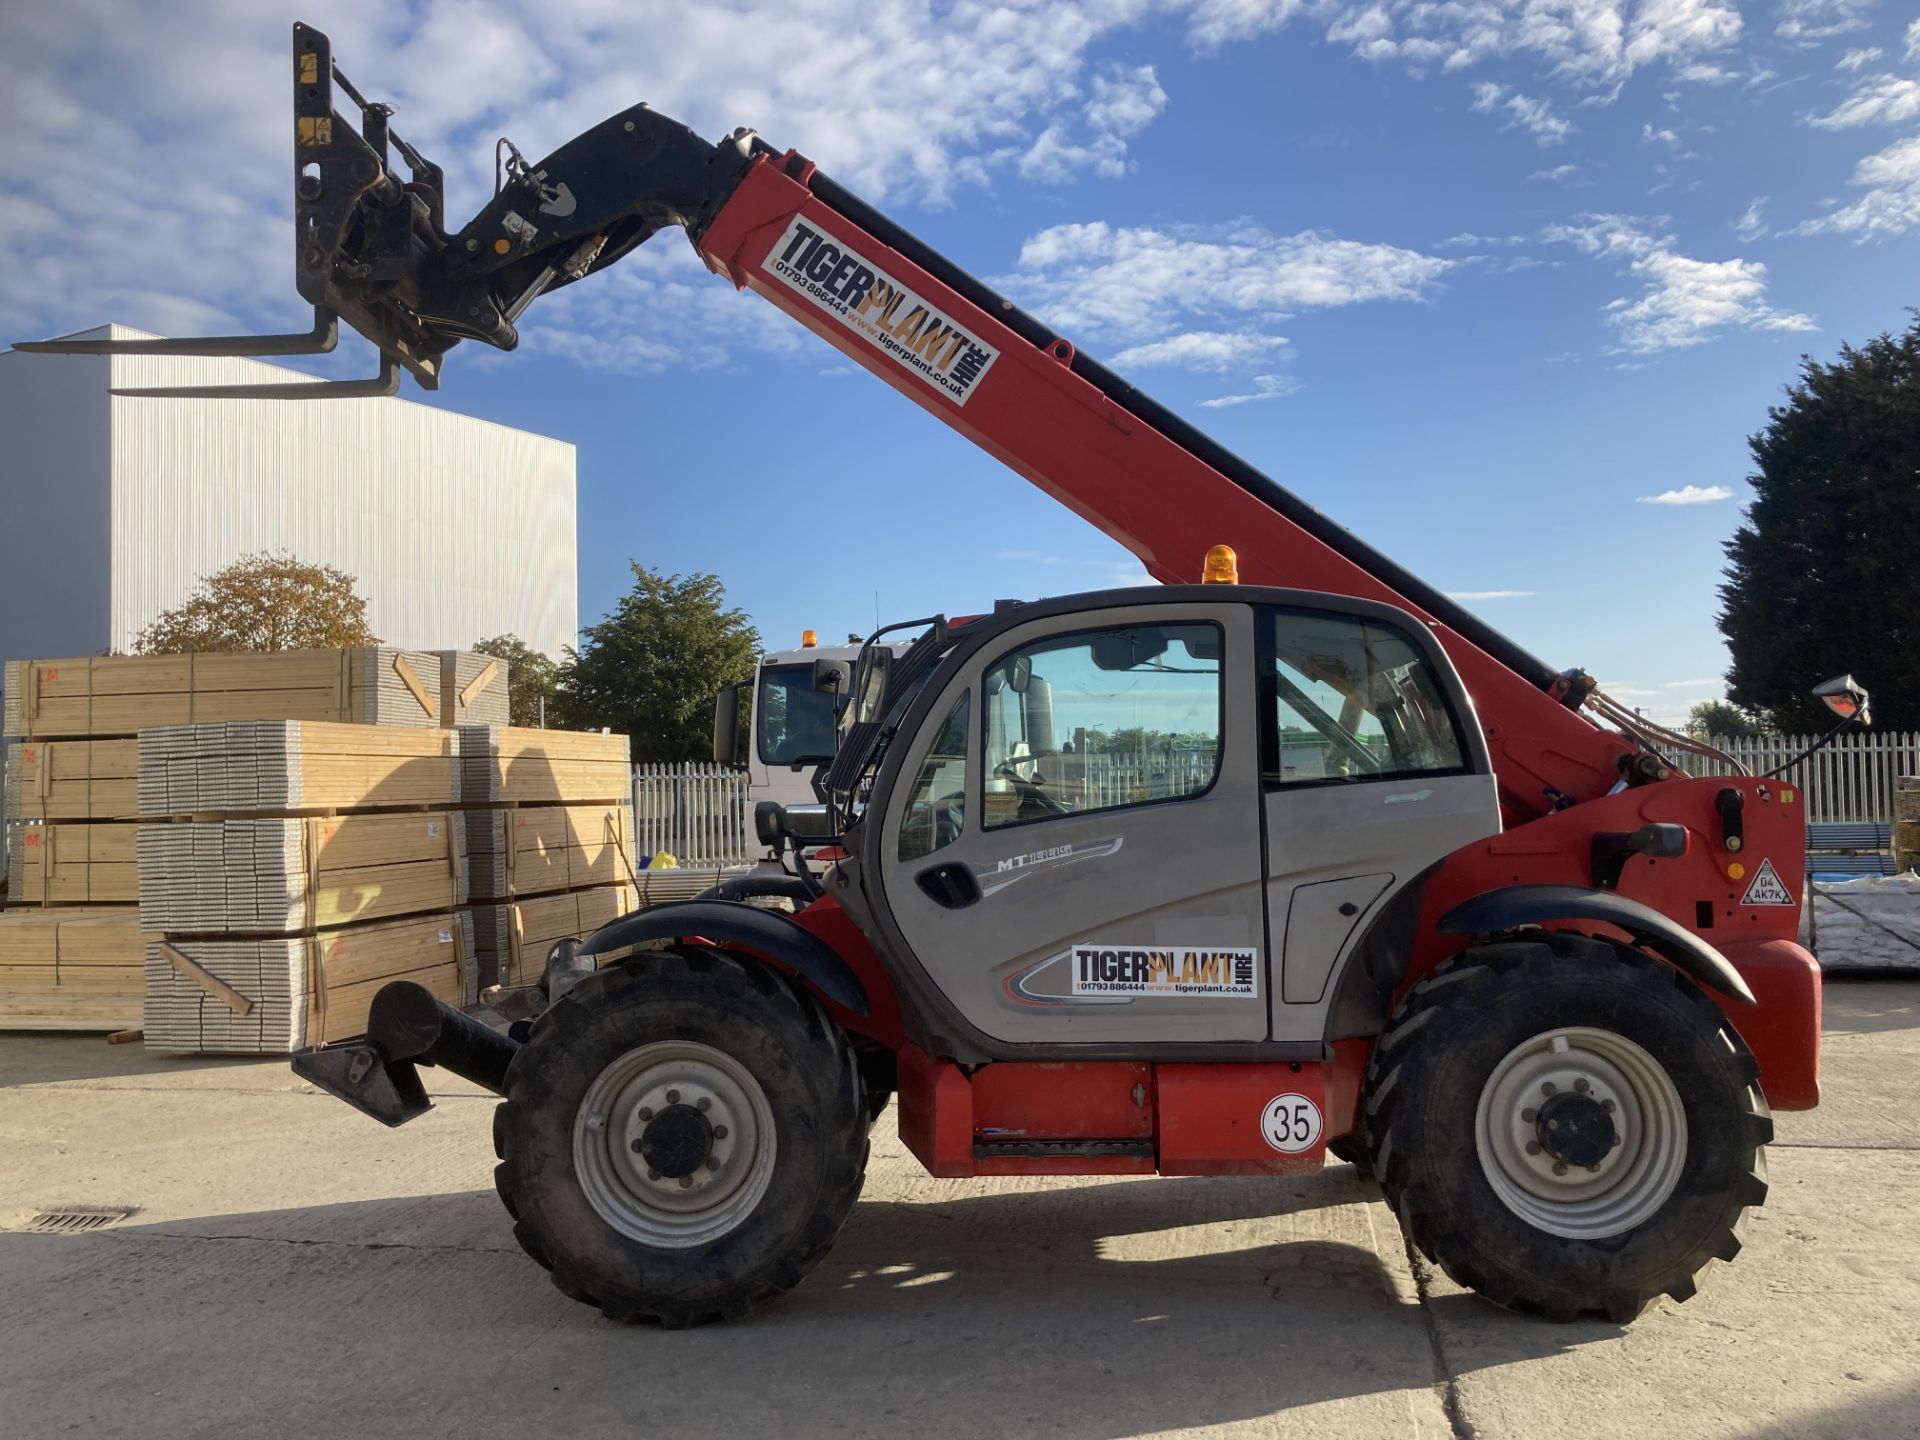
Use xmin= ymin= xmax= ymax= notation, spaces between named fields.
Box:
xmin=0 ymin=326 xmax=577 ymax=663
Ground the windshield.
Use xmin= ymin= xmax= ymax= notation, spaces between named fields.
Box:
xmin=756 ymin=664 xmax=840 ymax=766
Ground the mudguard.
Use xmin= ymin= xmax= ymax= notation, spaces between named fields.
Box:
xmin=1437 ymin=883 xmax=1755 ymax=1005
xmin=579 ymin=900 xmax=870 ymax=1016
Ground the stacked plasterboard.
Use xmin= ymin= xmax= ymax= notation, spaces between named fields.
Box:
xmin=455 ymin=726 xmax=638 ymax=989
xmin=4 ymin=649 xmax=506 ymax=738
xmin=0 ymin=908 xmax=146 ymax=1030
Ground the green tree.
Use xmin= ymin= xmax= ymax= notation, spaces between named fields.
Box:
xmin=1684 ymin=699 xmax=1764 ymax=740
xmin=472 ymin=634 xmax=559 ymax=728
xmin=556 ymin=566 xmax=760 ymax=762
xmin=135 ymin=552 xmax=379 ymax=653
xmin=1720 ymin=314 xmax=1920 ymax=732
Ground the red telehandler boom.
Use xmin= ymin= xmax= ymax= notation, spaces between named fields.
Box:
xmin=19 ymin=23 xmax=1864 ymax=1327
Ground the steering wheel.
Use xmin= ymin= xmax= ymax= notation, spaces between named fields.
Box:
xmin=995 ymin=760 xmax=1069 ymax=817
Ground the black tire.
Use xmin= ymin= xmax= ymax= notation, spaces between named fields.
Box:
xmin=492 ymin=947 xmax=868 ymax=1326
xmin=1327 ymin=1130 xmax=1373 ymax=1178
xmin=1367 ymin=933 xmax=1772 ymax=1324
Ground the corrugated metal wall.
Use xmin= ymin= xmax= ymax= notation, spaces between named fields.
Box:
xmin=2 ymin=325 xmax=577 ymax=661
xmin=107 ymin=327 xmax=576 ymax=656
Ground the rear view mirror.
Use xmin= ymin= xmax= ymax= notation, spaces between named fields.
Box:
xmin=712 ymin=684 xmax=743 ymax=764
xmin=812 ymin=658 xmax=851 ymax=694
xmin=1091 ymin=628 xmax=1169 ymax=671
xmin=1813 ymin=674 xmax=1871 ymax=727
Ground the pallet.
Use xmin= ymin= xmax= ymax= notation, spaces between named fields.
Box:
xmin=465 ymin=803 xmax=637 ymax=901
xmin=138 ymin=721 xmax=460 ymax=816
xmin=0 ymin=908 xmax=146 ymax=1031
xmin=15 ymin=822 xmax=139 ymax=905
xmin=4 ymin=649 xmax=511 ymax=740
xmin=5 ymin=739 xmax=141 ymax=822
xmin=138 ymin=812 xmax=467 ymax=934
xmin=465 ymin=882 xmax=638 ymax=989
xmin=143 ymin=911 xmax=468 ymax=1054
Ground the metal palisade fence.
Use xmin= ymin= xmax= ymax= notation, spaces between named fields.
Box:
xmin=632 ymin=763 xmax=755 ymax=867
xmin=1674 ymin=731 xmax=1920 ymax=824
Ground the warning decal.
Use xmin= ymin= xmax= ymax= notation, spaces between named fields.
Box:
xmin=1741 ymin=858 xmax=1795 ymax=906
xmin=760 ymin=218 xmax=1000 ymax=406
xmin=1070 ymin=945 xmax=1258 ymax=998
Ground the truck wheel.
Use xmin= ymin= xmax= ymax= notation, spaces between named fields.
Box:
xmin=492 ymin=947 xmax=867 ymax=1326
xmin=1367 ymin=933 xmax=1771 ymax=1324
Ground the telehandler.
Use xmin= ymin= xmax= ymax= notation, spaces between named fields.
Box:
xmin=20 ymin=23 xmax=1862 ymax=1328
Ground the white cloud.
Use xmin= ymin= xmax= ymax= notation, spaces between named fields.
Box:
xmin=1793 ymin=133 xmax=1920 ymax=238
xmin=1183 ymin=0 xmax=1307 ymax=50
xmin=1909 ymin=18 xmax=1920 ymax=61
xmin=1531 ymin=163 xmax=1582 ymax=182
xmin=1110 ymin=330 xmax=1294 ymax=370
xmin=1808 ymin=75 xmax=1920 ymax=129
xmin=1022 ymin=62 xmax=1170 ymax=183
xmin=1642 ymin=123 xmax=1684 ymax=146
xmin=1636 ymin=484 xmax=1736 ymax=504
xmin=1543 ymin=215 xmax=1815 ymax=352
xmin=1664 ymin=677 xmax=1723 ymax=687
xmin=1835 ymin=46 xmax=1882 ymax=72
xmin=1444 ymin=589 xmax=1537 ymax=600
xmin=1734 ymin=196 xmax=1770 ymax=241
xmin=1471 ymin=82 xmax=1574 ymax=144
xmin=1200 ymin=374 xmax=1303 ymax=407
xmin=1776 ymin=0 xmax=1873 ymax=44
xmin=1008 ymin=221 xmax=1451 ymax=339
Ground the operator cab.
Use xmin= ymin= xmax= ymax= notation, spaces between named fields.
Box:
xmin=826 ymin=579 xmax=1501 ymax=1055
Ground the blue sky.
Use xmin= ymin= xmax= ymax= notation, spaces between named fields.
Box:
xmin=4 ymin=1 xmax=1917 ymax=724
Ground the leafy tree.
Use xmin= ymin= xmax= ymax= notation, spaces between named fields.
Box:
xmin=472 ymin=634 xmax=559 ymax=728
xmin=135 ymin=552 xmax=379 ymax=653
xmin=1684 ymin=699 xmax=1763 ymax=739
xmin=1720 ymin=314 xmax=1920 ymax=732
xmin=555 ymin=566 xmax=760 ymax=762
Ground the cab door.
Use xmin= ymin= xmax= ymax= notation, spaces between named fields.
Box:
xmin=1254 ymin=603 xmax=1501 ymax=1042
xmin=871 ymin=601 xmax=1269 ymax=1046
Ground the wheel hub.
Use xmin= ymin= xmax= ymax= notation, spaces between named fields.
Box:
xmin=639 ymin=1103 xmax=714 ymax=1179
xmin=1534 ymin=1090 xmax=1616 ymax=1169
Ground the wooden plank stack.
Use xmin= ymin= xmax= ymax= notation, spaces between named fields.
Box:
xmin=1 ymin=646 xmax=511 ymax=1036
xmin=454 ymin=725 xmax=638 ymax=989
xmin=0 ymin=909 xmax=146 ymax=1031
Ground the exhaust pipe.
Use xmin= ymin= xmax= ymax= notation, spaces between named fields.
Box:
xmin=291 ymin=981 xmax=520 ymax=1127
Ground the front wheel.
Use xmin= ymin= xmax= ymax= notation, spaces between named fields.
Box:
xmin=1367 ymin=933 xmax=1771 ymax=1323
xmin=492 ymin=947 xmax=868 ymax=1326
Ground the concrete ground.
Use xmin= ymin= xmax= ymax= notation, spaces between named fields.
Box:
xmin=1 ymin=979 xmax=1915 ymax=1440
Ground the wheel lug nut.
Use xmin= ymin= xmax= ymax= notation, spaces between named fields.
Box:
xmin=1587 ymin=1165 xmax=1602 ymax=1174
xmin=706 ymin=1156 xmax=721 ymax=1171
xmin=1574 ymin=1078 xmax=1590 ymax=1093
xmin=637 ymin=1106 xmax=654 ymax=1122
xmin=1552 ymin=1161 xmax=1568 ymax=1176
xmin=647 ymin=1169 xmax=660 ymax=1181
xmin=1602 ymin=1100 xmax=1615 ymax=1113
xmin=1525 ymin=1140 xmax=1542 ymax=1155
xmin=1610 ymin=1134 xmax=1622 ymax=1148
xmin=1541 ymin=1082 xmax=1557 ymax=1096
xmin=630 ymin=1139 xmax=644 ymax=1153
xmin=678 ymin=1176 xmax=694 ymax=1189
xmin=712 ymin=1124 xmax=728 ymax=1140
xmin=697 ymin=1096 xmax=711 ymax=1112
xmin=1522 ymin=1108 xmax=1537 ymax=1123
xmin=666 ymin=1089 xmax=681 ymax=1104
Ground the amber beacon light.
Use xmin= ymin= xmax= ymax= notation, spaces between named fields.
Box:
xmin=1201 ymin=544 xmax=1239 ymax=585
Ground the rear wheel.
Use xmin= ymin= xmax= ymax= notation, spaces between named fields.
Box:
xmin=1368 ymin=933 xmax=1771 ymax=1323
xmin=493 ymin=947 xmax=867 ymax=1326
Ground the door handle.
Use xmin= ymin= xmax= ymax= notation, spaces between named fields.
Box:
xmin=916 ymin=862 xmax=981 ymax=909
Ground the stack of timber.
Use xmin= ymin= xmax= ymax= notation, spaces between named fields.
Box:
xmin=0 ymin=908 xmax=146 ymax=1030
xmin=137 ymin=721 xmax=472 ymax=1054
xmin=4 ymin=648 xmax=508 ymax=738
xmin=456 ymin=725 xmax=640 ymax=989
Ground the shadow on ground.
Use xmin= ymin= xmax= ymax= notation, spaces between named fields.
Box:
xmin=0 ymin=1171 xmax=1611 ymax=1439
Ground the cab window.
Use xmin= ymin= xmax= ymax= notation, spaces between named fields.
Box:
xmin=1264 ymin=609 xmax=1467 ymax=786
xmin=897 ymin=692 xmax=970 ymax=862
xmin=981 ymin=623 xmax=1223 ymax=829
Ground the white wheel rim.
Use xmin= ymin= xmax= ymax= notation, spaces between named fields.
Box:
xmin=1474 ymin=1026 xmax=1687 ymax=1240
xmin=572 ymin=1040 xmax=778 ymax=1249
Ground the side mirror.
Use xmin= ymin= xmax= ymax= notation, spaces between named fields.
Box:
xmin=812 ymin=658 xmax=851 ymax=694
xmin=1813 ymin=674 xmax=1871 ymax=727
xmin=712 ymin=684 xmax=743 ymax=764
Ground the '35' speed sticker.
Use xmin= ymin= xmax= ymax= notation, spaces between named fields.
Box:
xmin=1261 ymin=1093 xmax=1324 ymax=1154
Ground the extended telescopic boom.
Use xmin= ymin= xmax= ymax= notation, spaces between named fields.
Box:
xmin=15 ymin=21 xmax=1645 ymax=820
